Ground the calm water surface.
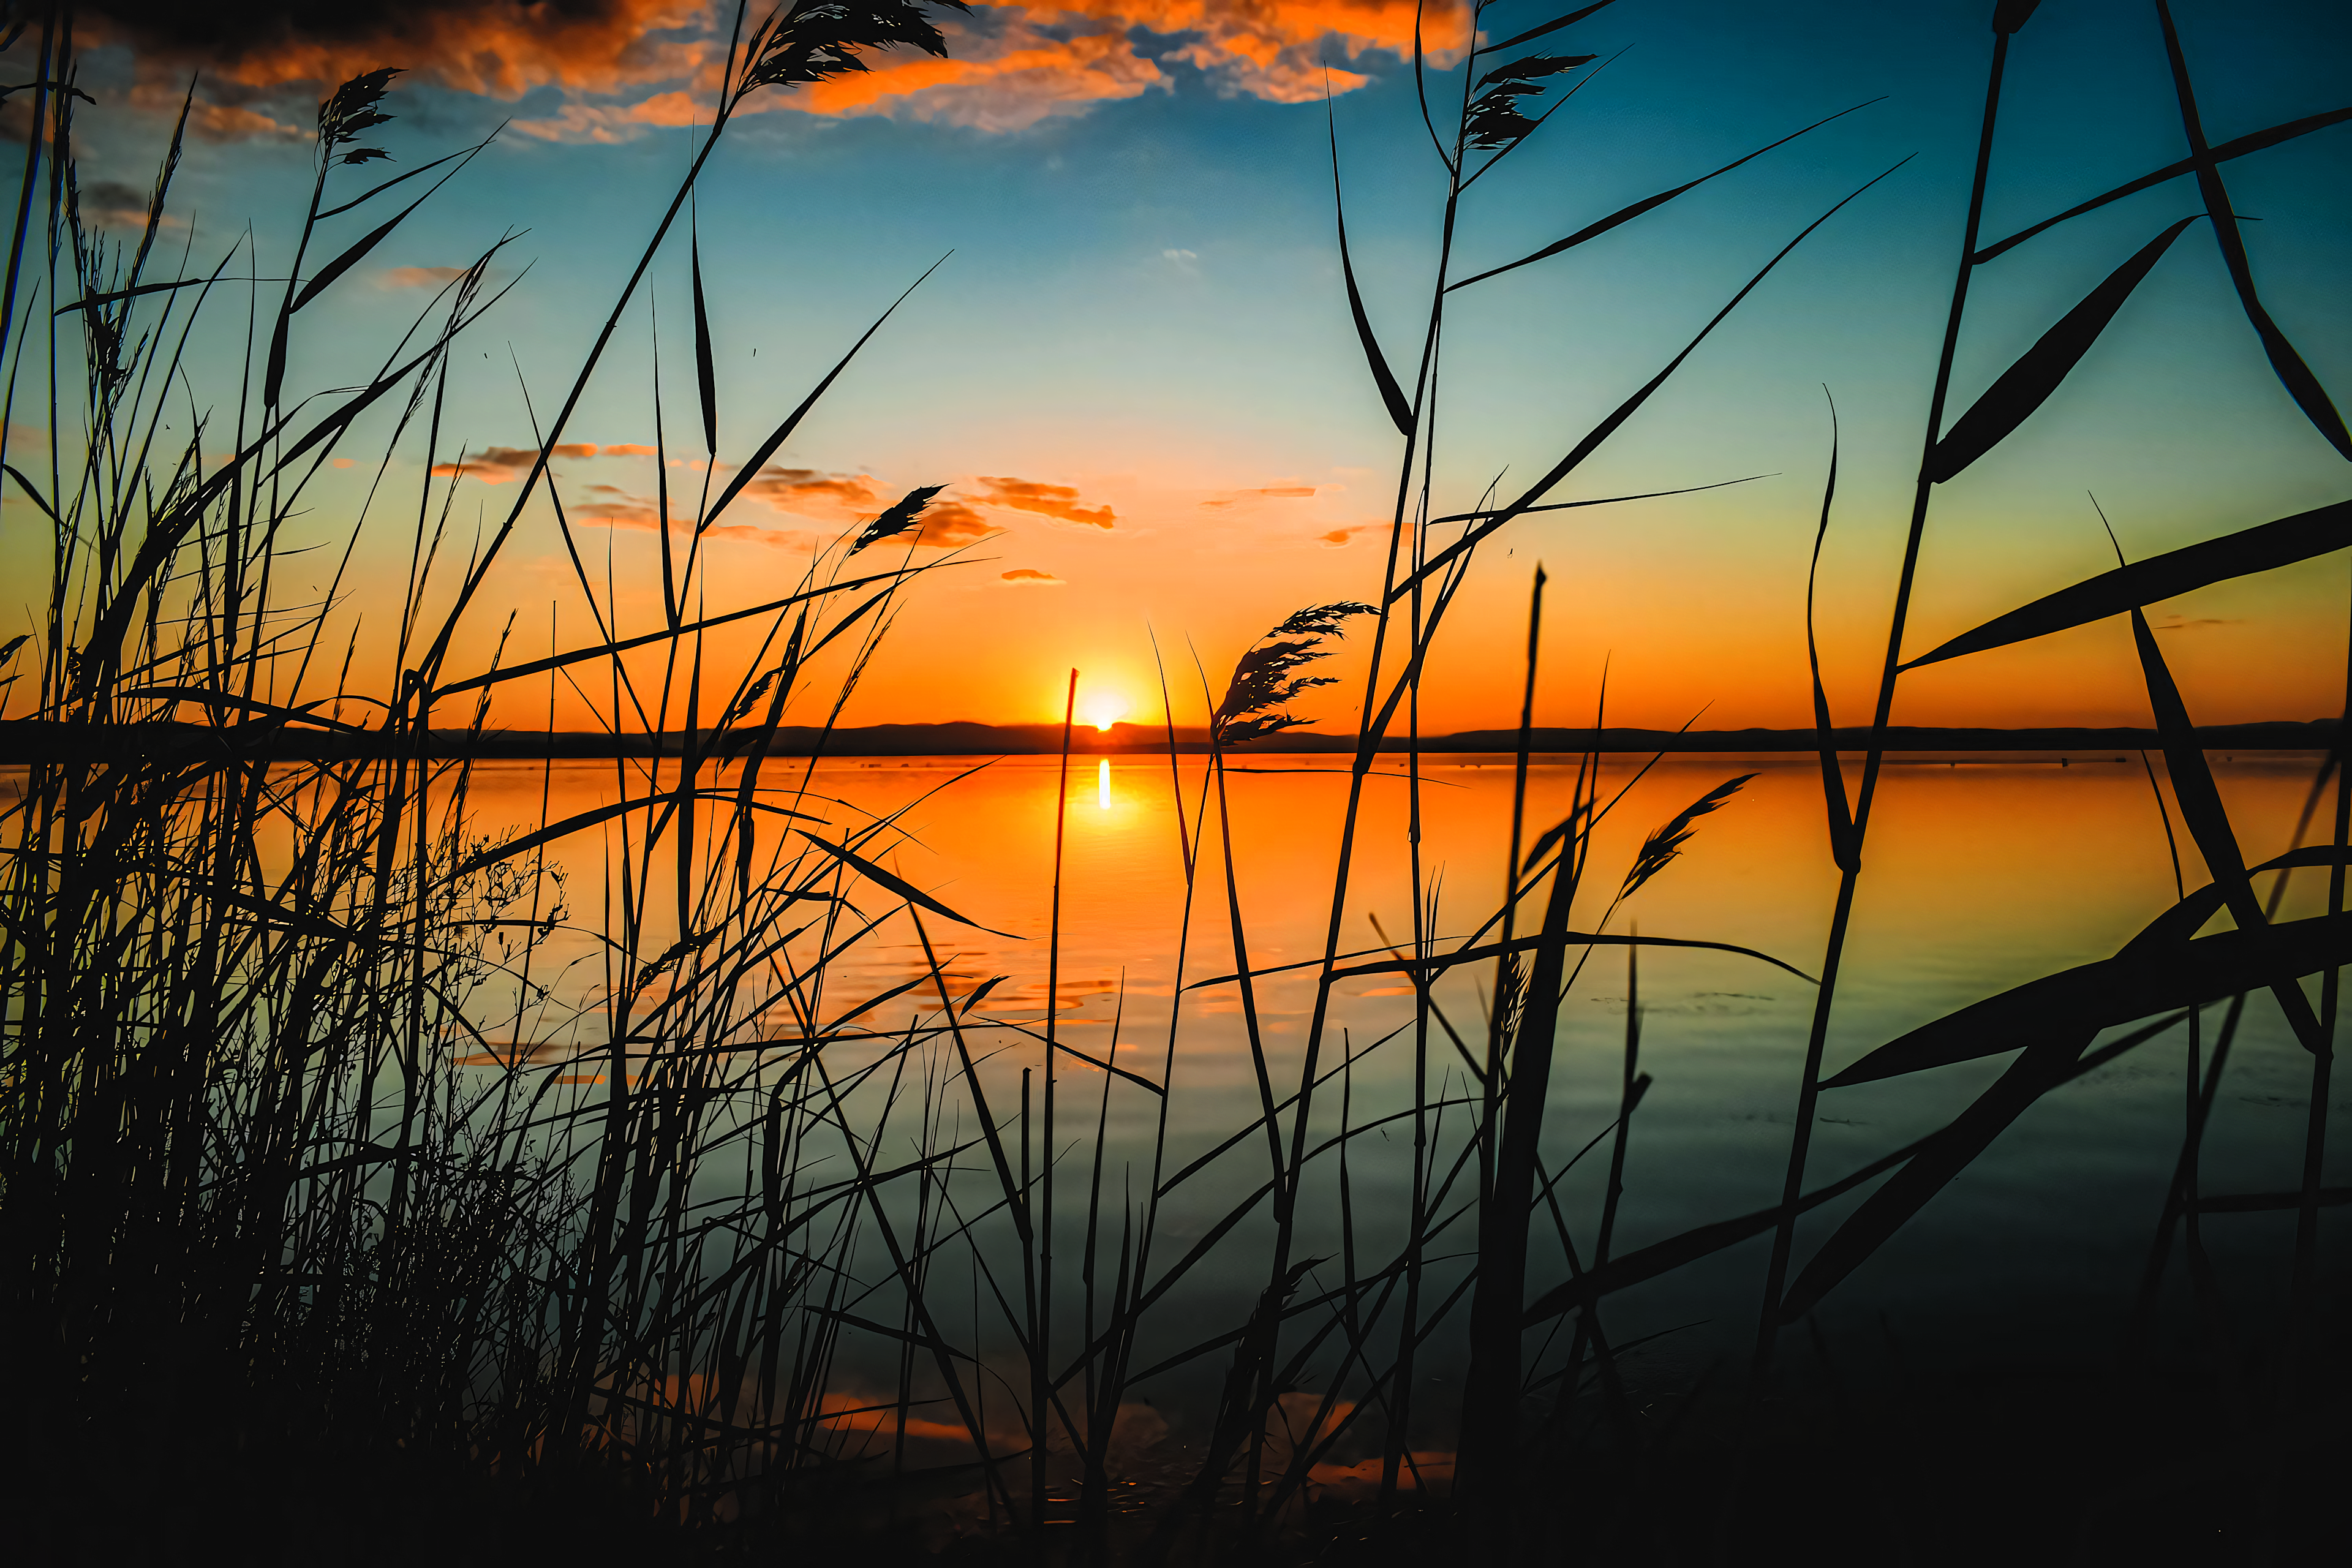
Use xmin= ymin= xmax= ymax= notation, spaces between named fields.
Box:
xmin=446 ymin=749 xmax=2343 ymax=1394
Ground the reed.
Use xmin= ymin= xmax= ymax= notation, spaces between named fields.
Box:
xmin=1 ymin=1 xmax=2345 ymax=1561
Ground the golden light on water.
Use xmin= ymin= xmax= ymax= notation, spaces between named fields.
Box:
xmin=1098 ymin=757 xmax=1111 ymax=811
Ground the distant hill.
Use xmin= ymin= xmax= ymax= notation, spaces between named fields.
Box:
xmin=2 ymin=717 xmax=2335 ymax=763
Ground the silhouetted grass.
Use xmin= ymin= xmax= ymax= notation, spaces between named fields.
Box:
xmin=1 ymin=1 xmax=2346 ymax=1563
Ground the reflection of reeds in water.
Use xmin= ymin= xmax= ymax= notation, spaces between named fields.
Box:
xmin=2 ymin=0 xmax=2346 ymax=1559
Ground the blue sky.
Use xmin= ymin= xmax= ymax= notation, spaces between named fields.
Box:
xmin=17 ymin=0 xmax=2352 ymax=729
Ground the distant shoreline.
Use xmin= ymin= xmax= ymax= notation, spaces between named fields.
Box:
xmin=1 ymin=717 xmax=2335 ymax=763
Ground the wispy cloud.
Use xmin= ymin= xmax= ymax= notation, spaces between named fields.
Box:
xmin=1200 ymin=484 xmax=1317 ymax=510
xmin=572 ymin=488 xmax=816 ymax=549
xmin=973 ymin=474 xmax=1115 ymax=529
xmin=741 ymin=467 xmax=886 ymax=518
xmin=1001 ymin=567 xmax=1064 ymax=585
xmin=379 ymin=265 xmax=469 ymax=288
xmin=426 ymin=443 xmax=601 ymax=483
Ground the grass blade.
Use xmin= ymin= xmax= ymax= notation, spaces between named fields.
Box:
xmin=1393 ymin=157 xmax=1909 ymax=603
xmin=796 ymin=829 xmax=1017 ymax=938
xmin=704 ymin=255 xmax=948 ymax=528
xmin=1927 ymin=216 xmax=2199 ymax=483
xmin=1783 ymin=1034 xmax=2090 ymax=1321
xmin=1823 ymin=910 xmax=2352 ymax=1088
xmin=1972 ymin=104 xmax=2352 ymax=265
xmin=1483 ymin=0 xmax=1624 ymax=56
xmin=1807 ymin=392 xmax=1858 ymax=870
xmin=2156 ymin=0 xmax=2351 ymax=459
xmin=1446 ymin=100 xmax=1879 ymax=293
xmin=450 ymin=792 xmax=824 ymax=881
xmin=1528 ymin=1011 xmax=2183 ymax=1323
xmin=1330 ymin=104 xmax=1414 ymax=438
xmin=2130 ymin=602 xmax=2327 ymax=1053
xmin=692 ymin=227 xmax=718 ymax=454
xmin=1904 ymin=498 xmax=2352 ymax=670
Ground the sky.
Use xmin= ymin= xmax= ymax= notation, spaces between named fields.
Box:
xmin=9 ymin=0 xmax=2352 ymax=735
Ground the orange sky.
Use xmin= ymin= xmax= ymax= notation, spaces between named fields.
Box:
xmin=9 ymin=1 xmax=2349 ymax=738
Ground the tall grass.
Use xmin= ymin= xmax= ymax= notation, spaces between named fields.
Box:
xmin=1 ymin=0 xmax=2345 ymax=1561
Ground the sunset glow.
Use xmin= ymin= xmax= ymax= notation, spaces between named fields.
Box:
xmin=10 ymin=3 xmax=2348 ymax=1551
xmin=10 ymin=4 xmax=2334 ymax=738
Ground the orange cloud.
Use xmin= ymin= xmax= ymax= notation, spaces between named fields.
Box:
xmin=572 ymin=488 xmax=813 ymax=548
xmin=741 ymin=466 xmax=886 ymax=518
xmin=427 ymin=442 xmax=605 ymax=481
xmin=1001 ymin=567 xmax=1063 ymax=584
xmin=913 ymin=498 xmax=999 ymax=547
xmin=775 ymin=22 xmax=1166 ymax=132
xmin=87 ymin=1 xmax=712 ymax=99
xmin=86 ymin=2 xmax=1471 ymax=142
xmin=599 ymin=442 xmax=659 ymax=456
xmin=766 ymin=4 xmax=1468 ymax=126
xmin=379 ymin=265 xmax=469 ymax=288
xmin=974 ymin=474 xmax=1115 ymax=529
xmin=1202 ymin=483 xmax=1319 ymax=510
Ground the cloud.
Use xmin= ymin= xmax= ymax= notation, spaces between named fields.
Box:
xmin=76 ymin=179 xmax=155 ymax=228
xmin=913 ymin=499 xmax=999 ymax=547
xmin=431 ymin=453 xmax=517 ymax=484
xmin=379 ymin=265 xmax=470 ymax=288
xmin=80 ymin=1 xmax=1470 ymax=143
xmin=739 ymin=466 xmax=886 ymax=518
xmin=742 ymin=473 xmax=999 ymax=546
xmin=599 ymin=442 xmax=658 ymax=456
xmin=571 ymin=487 xmax=814 ymax=548
xmin=426 ymin=441 xmax=606 ymax=481
xmin=184 ymin=98 xmax=309 ymax=141
xmin=84 ymin=1 xmax=714 ymax=99
xmin=1316 ymin=522 xmax=1384 ymax=547
xmin=1200 ymin=484 xmax=1317 ymax=510
xmin=1163 ymin=246 xmax=1199 ymax=273
xmin=973 ymin=474 xmax=1116 ymax=529
xmin=1001 ymin=567 xmax=1063 ymax=585
xmin=2154 ymin=616 xmax=2241 ymax=631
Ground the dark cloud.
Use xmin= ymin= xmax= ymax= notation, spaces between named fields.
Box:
xmin=78 ymin=1 xmax=706 ymax=97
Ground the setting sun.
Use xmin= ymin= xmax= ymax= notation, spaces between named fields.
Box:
xmin=1082 ymin=693 xmax=1129 ymax=733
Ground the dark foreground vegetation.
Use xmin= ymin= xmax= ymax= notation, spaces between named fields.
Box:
xmin=2 ymin=1 xmax=2346 ymax=1563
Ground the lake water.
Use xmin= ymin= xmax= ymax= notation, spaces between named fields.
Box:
xmin=441 ymin=747 xmax=2343 ymax=1417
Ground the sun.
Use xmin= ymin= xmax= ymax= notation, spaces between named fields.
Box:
xmin=1081 ymin=692 xmax=1129 ymax=733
